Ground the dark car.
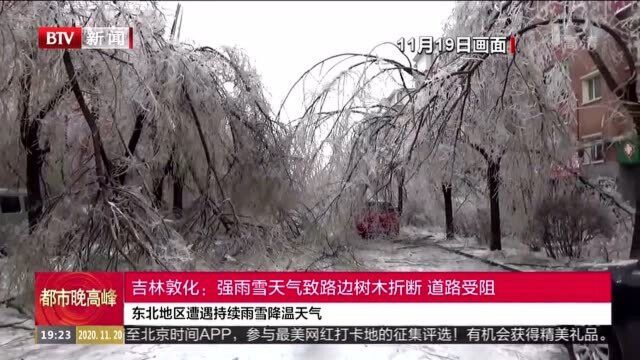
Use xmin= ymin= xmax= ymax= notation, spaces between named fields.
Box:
xmin=355 ymin=201 xmax=400 ymax=238
xmin=572 ymin=262 xmax=640 ymax=359
xmin=609 ymin=261 xmax=640 ymax=359
xmin=0 ymin=188 xmax=28 ymax=257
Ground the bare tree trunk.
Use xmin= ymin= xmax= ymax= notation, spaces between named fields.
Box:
xmin=62 ymin=51 xmax=112 ymax=185
xmin=488 ymin=160 xmax=502 ymax=251
xmin=118 ymin=112 xmax=145 ymax=185
xmin=173 ymin=175 xmax=183 ymax=218
xmin=442 ymin=182 xmax=454 ymax=239
xmin=17 ymin=67 xmax=43 ymax=232
xmin=152 ymin=178 xmax=164 ymax=208
xmin=184 ymin=85 xmax=225 ymax=199
xmin=397 ymin=169 xmax=405 ymax=214
xmin=19 ymin=59 xmax=72 ymax=232
xmin=25 ymin=148 xmax=44 ymax=231
xmin=467 ymin=142 xmax=503 ymax=251
xmin=153 ymin=154 xmax=173 ymax=208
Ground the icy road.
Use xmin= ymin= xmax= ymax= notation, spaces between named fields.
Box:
xmin=0 ymin=235 xmax=568 ymax=360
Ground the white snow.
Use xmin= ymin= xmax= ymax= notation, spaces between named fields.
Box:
xmin=430 ymin=230 xmax=638 ymax=272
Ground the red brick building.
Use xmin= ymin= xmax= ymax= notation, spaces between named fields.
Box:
xmin=566 ymin=1 xmax=638 ymax=173
xmin=557 ymin=1 xmax=639 ymax=201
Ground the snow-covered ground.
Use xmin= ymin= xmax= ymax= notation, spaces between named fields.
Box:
xmin=416 ymin=227 xmax=637 ymax=272
xmin=0 ymin=233 xmax=570 ymax=360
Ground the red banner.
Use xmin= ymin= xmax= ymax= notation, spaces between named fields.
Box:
xmin=35 ymin=272 xmax=124 ymax=326
xmin=38 ymin=27 xmax=82 ymax=49
xmin=124 ymin=271 xmax=611 ymax=303
xmin=33 ymin=271 xmax=611 ymax=327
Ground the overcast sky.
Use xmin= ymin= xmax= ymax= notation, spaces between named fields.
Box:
xmin=161 ymin=1 xmax=455 ymax=119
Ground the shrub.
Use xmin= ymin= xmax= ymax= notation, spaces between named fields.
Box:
xmin=455 ymin=207 xmax=492 ymax=245
xmin=532 ymin=192 xmax=614 ymax=259
xmin=401 ymin=187 xmax=441 ymax=227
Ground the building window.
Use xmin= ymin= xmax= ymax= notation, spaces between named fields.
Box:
xmin=0 ymin=196 xmax=21 ymax=214
xmin=582 ymin=138 xmax=605 ymax=165
xmin=582 ymin=73 xmax=602 ymax=104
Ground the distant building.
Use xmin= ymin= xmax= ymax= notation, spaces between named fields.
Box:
xmin=559 ymin=1 xmax=639 ymax=200
xmin=380 ymin=87 xmax=411 ymax=112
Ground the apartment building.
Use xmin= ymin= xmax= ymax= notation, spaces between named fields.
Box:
xmin=562 ymin=1 xmax=639 ymax=200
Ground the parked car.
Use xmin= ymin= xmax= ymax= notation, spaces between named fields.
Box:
xmin=355 ymin=201 xmax=399 ymax=238
xmin=0 ymin=188 xmax=28 ymax=256
xmin=609 ymin=261 xmax=640 ymax=359
xmin=571 ymin=262 xmax=640 ymax=360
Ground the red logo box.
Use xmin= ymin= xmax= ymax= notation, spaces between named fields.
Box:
xmin=38 ymin=27 xmax=82 ymax=49
xmin=35 ymin=272 xmax=124 ymax=326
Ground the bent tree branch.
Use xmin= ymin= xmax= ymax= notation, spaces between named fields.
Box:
xmin=62 ymin=51 xmax=113 ymax=186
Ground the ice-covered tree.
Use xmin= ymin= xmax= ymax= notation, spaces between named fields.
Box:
xmin=293 ymin=0 xmax=637 ymax=256
xmin=0 ymin=1 xmax=300 ymax=304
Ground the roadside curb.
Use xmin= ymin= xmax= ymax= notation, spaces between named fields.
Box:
xmin=430 ymin=242 xmax=523 ymax=272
